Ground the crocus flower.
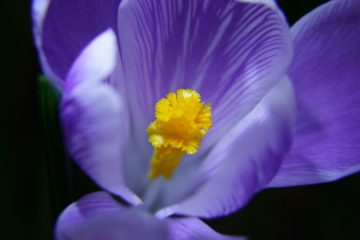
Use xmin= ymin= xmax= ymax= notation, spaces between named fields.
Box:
xmin=32 ymin=0 xmax=360 ymax=239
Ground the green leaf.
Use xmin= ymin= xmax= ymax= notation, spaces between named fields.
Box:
xmin=38 ymin=75 xmax=71 ymax=220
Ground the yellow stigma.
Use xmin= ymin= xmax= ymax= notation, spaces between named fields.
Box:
xmin=147 ymin=89 xmax=212 ymax=180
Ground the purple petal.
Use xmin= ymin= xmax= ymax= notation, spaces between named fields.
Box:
xmin=32 ymin=0 xmax=60 ymax=83
xmin=269 ymin=0 xmax=360 ymax=187
xmin=168 ymin=217 xmax=245 ymax=240
xmin=65 ymin=30 xmax=118 ymax=89
xmin=117 ymin=0 xmax=291 ymax=150
xmin=56 ymin=192 xmax=168 ymax=240
xmin=32 ymin=0 xmax=121 ymax=87
xmin=157 ymin=78 xmax=295 ymax=218
xmin=61 ymin=30 xmax=140 ymax=205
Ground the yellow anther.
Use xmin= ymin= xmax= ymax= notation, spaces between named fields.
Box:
xmin=147 ymin=89 xmax=212 ymax=180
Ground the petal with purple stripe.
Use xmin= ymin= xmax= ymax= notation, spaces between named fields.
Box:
xmin=117 ymin=0 xmax=292 ymax=151
xmin=269 ymin=0 xmax=360 ymax=187
xmin=157 ymin=78 xmax=295 ymax=218
xmin=61 ymin=30 xmax=140 ymax=205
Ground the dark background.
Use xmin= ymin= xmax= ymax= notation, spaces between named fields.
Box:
xmin=2 ymin=0 xmax=359 ymax=239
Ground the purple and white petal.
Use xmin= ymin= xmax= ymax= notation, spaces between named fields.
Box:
xmin=61 ymin=30 xmax=140 ymax=205
xmin=64 ymin=30 xmax=118 ymax=89
xmin=168 ymin=217 xmax=245 ymax=240
xmin=270 ymin=0 xmax=360 ymax=187
xmin=240 ymin=0 xmax=281 ymax=13
xmin=32 ymin=0 xmax=60 ymax=83
xmin=157 ymin=78 xmax=295 ymax=218
xmin=117 ymin=0 xmax=292 ymax=152
xmin=56 ymin=192 xmax=168 ymax=240
xmin=33 ymin=0 xmax=121 ymax=87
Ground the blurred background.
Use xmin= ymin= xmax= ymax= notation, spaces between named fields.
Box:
xmin=2 ymin=0 xmax=359 ymax=239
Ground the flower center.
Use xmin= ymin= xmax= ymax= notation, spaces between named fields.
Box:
xmin=147 ymin=89 xmax=212 ymax=180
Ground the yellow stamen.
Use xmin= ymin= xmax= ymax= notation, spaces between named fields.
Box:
xmin=147 ymin=89 xmax=212 ymax=180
